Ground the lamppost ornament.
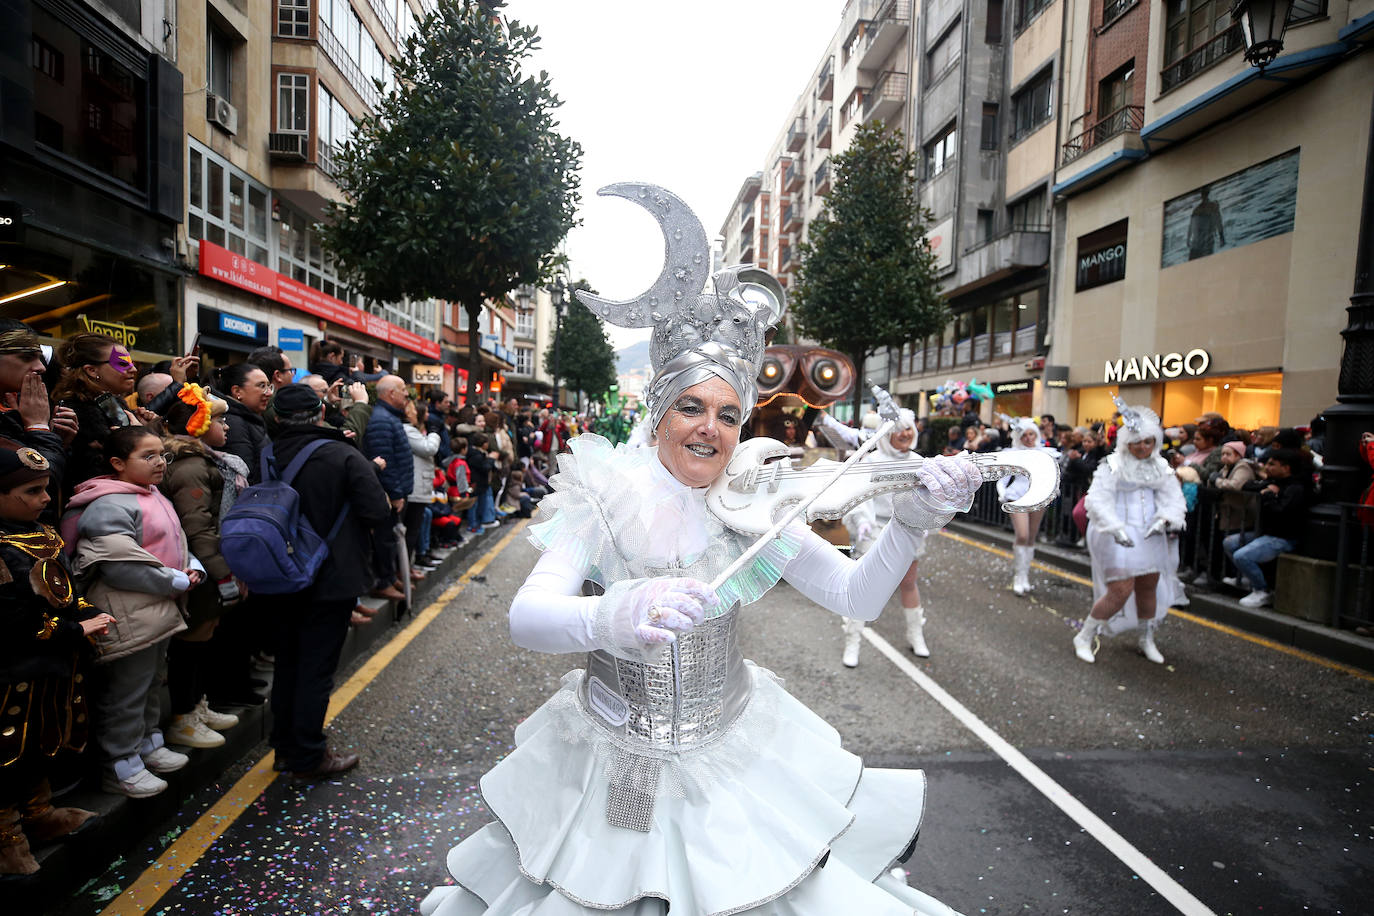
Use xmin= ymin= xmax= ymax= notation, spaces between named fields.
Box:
xmin=1230 ymin=0 xmax=1296 ymax=69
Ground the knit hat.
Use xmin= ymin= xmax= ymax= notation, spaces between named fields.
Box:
xmin=1221 ymin=440 xmax=1247 ymax=459
xmin=273 ymin=383 xmax=324 ymax=415
xmin=0 ymin=437 xmax=52 ymax=491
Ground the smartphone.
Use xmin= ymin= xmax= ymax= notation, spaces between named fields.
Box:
xmin=189 ymin=333 xmax=202 ymax=358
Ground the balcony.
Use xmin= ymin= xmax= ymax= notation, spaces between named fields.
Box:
xmin=816 ymin=56 xmax=834 ymax=101
xmin=268 ymin=131 xmax=309 ymax=161
xmin=948 ymin=229 xmax=1051 ymax=297
xmin=813 ymin=159 xmax=831 ymax=196
xmin=786 ymin=115 xmax=807 ymax=152
xmin=1060 ymin=105 xmax=1143 ymax=165
xmin=1160 ymin=23 xmax=1244 ymax=94
xmin=740 ymin=207 xmax=756 ymax=236
xmin=318 ymin=23 xmax=381 ymax=110
xmin=815 ymin=106 xmax=832 ymax=148
xmin=783 ymin=204 xmax=803 ymax=232
xmin=739 ymin=239 xmax=755 ymax=263
xmin=863 ymin=70 xmax=907 ymax=124
xmin=857 ymin=0 xmax=911 ymax=71
xmin=784 ymin=159 xmax=804 ymax=193
xmin=780 ymin=245 xmax=797 ymax=270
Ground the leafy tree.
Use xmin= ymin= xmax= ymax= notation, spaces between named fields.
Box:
xmin=791 ymin=121 xmax=946 ymax=417
xmin=319 ymin=0 xmax=581 ymax=403
xmin=544 ymin=280 xmax=617 ymax=406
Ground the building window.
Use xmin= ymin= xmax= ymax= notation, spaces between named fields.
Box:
xmin=986 ymin=0 xmax=1004 ymax=43
xmin=1097 ymin=60 xmax=1134 ymax=118
xmin=30 ymin=35 xmax=64 ymax=82
xmin=188 ymin=140 xmax=271 ymax=266
xmin=1008 ymin=191 xmax=1047 ymax=230
xmin=976 ymin=209 xmax=995 ymax=245
xmin=277 ymin=72 xmax=309 ymax=132
xmin=980 ymin=103 xmax=999 ymax=150
xmin=316 ymin=83 xmax=354 ymax=171
xmin=1163 ymin=0 xmax=1232 ymax=66
xmin=278 ymin=0 xmax=311 ymax=38
xmin=1011 ymin=68 xmax=1053 ymax=140
xmin=516 ymin=309 xmax=535 ymax=338
xmin=925 ymin=123 xmax=957 ymax=179
xmin=1014 ymin=0 xmax=1053 ymax=31
xmin=208 ymin=22 xmax=234 ymax=100
xmin=457 ymin=307 xmax=470 ymax=331
xmin=1076 ymin=219 xmax=1129 ymax=290
xmin=926 ymin=20 xmax=961 ymax=80
xmin=514 ymin=346 xmax=533 ymax=376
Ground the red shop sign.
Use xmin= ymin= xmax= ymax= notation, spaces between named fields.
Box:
xmin=199 ymin=241 xmax=441 ymax=359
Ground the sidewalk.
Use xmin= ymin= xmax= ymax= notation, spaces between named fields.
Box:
xmin=20 ymin=522 xmax=516 ymax=912
xmin=946 ymin=519 xmax=1374 ymax=674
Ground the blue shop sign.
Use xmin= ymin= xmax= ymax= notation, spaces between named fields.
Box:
xmin=218 ymin=312 xmax=259 ymax=338
xmin=278 ymin=328 xmax=305 ymax=351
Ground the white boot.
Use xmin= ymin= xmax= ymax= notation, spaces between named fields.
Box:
xmin=841 ymin=617 xmax=864 ymax=668
xmin=904 ymin=606 xmax=930 ymax=658
xmin=1073 ymin=617 xmax=1105 ymax=663
xmin=1137 ymin=619 xmax=1165 ymax=664
xmin=1012 ymin=545 xmax=1032 ymax=596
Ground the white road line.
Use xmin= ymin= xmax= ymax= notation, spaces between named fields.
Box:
xmin=863 ymin=628 xmax=1217 ymax=916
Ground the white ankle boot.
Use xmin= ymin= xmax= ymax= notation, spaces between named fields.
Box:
xmin=904 ymin=605 xmax=929 ymax=657
xmin=1137 ymin=619 xmax=1165 ymax=664
xmin=1073 ymin=617 xmax=1105 ymax=663
xmin=841 ymin=617 xmax=864 ymax=668
xmin=1012 ymin=545 xmax=1033 ymax=596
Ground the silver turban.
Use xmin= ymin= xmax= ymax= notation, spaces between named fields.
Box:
xmin=645 ymin=341 xmax=757 ymax=432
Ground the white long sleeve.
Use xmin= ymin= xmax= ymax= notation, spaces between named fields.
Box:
xmin=781 ymin=522 xmax=925 ymax=622
xmin=1083 ymin=463 xmax=1124 ymax=531
xmin=508 ymin=550 xmax=601 ymax=654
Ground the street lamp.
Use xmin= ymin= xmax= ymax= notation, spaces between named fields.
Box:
xmin=1230 ymin=0 xmax=1296 ymax=68
xmin=550 ymin=277 xmax=568 ymax=410
xmin=515 ymin=284 xmax=533 ymax=313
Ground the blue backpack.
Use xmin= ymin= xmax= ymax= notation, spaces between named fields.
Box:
xmin=220 ymin=440 xmax=350 ymax=594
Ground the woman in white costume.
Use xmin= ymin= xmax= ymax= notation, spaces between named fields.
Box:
xmin=816 ymin=409 xmax=931 ymax=666
xmin=998 ymin=419 xmax=1057 ymax=596
xmin=1074 ymin=400 xmax=1185 ymax=665
xmin=420 ymin=185 xmax=981 ymax=916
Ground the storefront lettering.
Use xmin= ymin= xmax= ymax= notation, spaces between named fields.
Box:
xmin=1078 ymin=245 xmax=1125 ymax=271
xmin=1104 ymin=348 xmax=1210 ymax=384
xmin=79 ymin=315 xmax=136 ymax=348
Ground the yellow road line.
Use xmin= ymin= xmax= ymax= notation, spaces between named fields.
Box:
xmin=936 ymin=528 xmax=1374 ymax=684
xmin=98 ymin=521 xmax=529 ymax=916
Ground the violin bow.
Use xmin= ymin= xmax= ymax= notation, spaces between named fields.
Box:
xmin=708 ymin=384 xmax=899 ymax=592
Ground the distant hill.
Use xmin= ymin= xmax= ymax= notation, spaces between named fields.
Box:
xmin=616 ymin=339 xmax=651 ymax=375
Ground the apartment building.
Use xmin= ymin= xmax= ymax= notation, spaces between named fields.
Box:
xmin=179 ymin=0 xmax=446 ymax=378
xmin=1047 ymin=0 xmax=1373 ymax=428
xmin=1 ymin=0 xmax=185 ymax=358
xmin=720 ymin=173 xmax=764 ymax=268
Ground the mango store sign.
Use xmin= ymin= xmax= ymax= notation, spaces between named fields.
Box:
xmin=1105 ymin=348 xmax=1210 ymax=384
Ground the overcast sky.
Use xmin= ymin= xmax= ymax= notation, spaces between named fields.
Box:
xmin=503 ymin=0 xmax=845 ymax=349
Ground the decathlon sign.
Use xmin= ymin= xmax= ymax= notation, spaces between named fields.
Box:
xmin=1104 ymin=349 xmax=1210 ymax=384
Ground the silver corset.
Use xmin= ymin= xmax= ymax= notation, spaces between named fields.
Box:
xmin=579 ymin=606 xmax=750 ymax=751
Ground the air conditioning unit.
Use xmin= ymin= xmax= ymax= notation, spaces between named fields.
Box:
xmin=268 ymin=131 xmax=309 ymax=160
xmin=206 ymin=92 xmax=238 ymax=135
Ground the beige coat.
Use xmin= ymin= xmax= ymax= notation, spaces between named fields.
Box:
xmin=73 ymin=534 xmax=187 ymax=662
xmin=1214 ymin=459 xmax=1258 ymax=532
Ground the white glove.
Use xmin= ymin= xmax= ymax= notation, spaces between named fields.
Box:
xmin=1144 ymin=518 xmax=1168 ymax=538
xmin=592 ymin=577 xmax=719 ymax=662
xmin=915 ymin=454 xmax=983 ymax=510
xmin=854 ymin=521 xmax=874 ymax=544
xmin=1109 ymin=527 xmax=1135 ymax=548
xmin=169 ymin=570 xmax=191 ymax=593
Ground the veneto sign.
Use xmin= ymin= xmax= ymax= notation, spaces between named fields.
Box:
xmin=1104 ymin=348 xmax=1210 ymax=384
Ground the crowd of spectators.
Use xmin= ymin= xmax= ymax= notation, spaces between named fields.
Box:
xmin=0 ymin=319 xmax=554 ymax=876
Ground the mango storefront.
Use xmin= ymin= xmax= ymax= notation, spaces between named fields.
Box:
xmin=1068 ymin=347 xmax=1284 ymax=431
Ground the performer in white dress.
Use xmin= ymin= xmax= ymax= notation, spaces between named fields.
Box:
xmin=816 ymin=409 xmax=931 ymax=666
xmin=1075 ymin=400 xmax=1185 ymax=665
xmin=997 ymin=418 xmax=1058 ymax=596
xmin=421 ymin=184 xmax=985 ymax=916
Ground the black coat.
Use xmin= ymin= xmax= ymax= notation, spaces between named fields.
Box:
xmin=62 ymin=394 xmax=132 ymax=493
xmin=0 ymin=520 xmax=95 ymax=681
xmin=223 ymin=397 xmax=270 ymax=484
xmin=0 ymin=408 xmax=67 ymax=522
xmin=271 ymin=424 xmax=392 ymax=602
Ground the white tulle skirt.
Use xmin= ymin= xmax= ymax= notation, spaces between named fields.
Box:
xmin=421 ymin=665 xmax=964 ymax=916
xmin=1086 ymin=520 xmax=1180 ymax=636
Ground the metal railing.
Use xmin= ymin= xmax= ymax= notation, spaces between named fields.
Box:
xmin=1161 ymin=23 xmax=1244 ymax=93
xmin=863 ymin=70 xmax=908 ymax=116
xmin=1100 ymin=0 xmax=1137 ymax=26
xmin=1060 ymin=105 xmax=1143 ymax=165
xmin=816 ymin=106 xmax=832 ymax=139
xmin=816 ymin=56 xmax=834 ymax=99
xmin=786 ymin=116 xmax=807 ymax=150
xmin=813 ymin=159 xmax=830 ymax=192
xmin=784 ymin=159 xmax=800 ymax=188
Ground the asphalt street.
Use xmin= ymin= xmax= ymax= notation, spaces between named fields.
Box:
xmin=54 ymin=524 xmax=1373 ymax=916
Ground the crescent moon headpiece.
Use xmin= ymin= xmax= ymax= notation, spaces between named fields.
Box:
xmin=1111 ymin=394 xmax=1164 ymax=454
xmin=575 ymin=183 xmax=787 ymax=430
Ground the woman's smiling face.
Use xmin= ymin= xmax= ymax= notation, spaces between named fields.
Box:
xmin=655 ymin=377 xmax=742 ymax=488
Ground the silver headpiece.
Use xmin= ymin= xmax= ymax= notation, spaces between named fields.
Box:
xmin=575 ymin=183 xmax=786 ymax=429
xmin=1111 ymin=394 xmax=1164 ymax=456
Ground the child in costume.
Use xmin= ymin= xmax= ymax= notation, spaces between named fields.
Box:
xmin=63 ymin=427 xmax=201 ymax=797
xmin=0 ymin=439 xmax=114 ymax=875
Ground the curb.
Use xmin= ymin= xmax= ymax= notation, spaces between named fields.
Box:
xmin=24 ymin=523 xmax=513 ymax=914
xmin=945 ymin=519 xmax=1374 ymax=674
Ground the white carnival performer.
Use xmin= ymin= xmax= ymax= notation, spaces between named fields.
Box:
xmin=998 ymin=418 xmax=1058 ymax=596
xmin=1075 ymin=398 xmax=1186 ymax=665
xmin=817 ymin=409 xmax=931 ymax=666
xmin=419 ymin=184 xmax=989 ymax=916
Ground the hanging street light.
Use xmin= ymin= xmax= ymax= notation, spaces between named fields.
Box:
xmin=1230 ymin=0 xmax=1297 ymax=69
